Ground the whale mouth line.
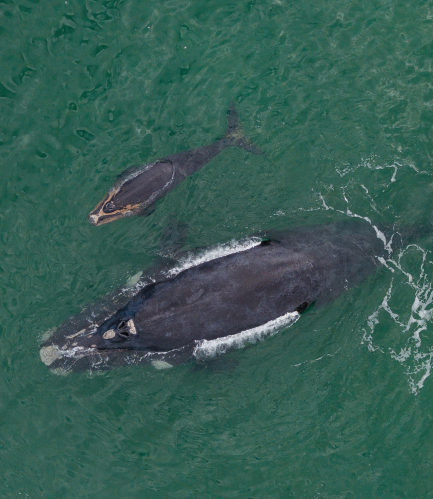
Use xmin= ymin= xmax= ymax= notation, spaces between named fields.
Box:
xmin=39 ymin=342 xmax=173 ymax=368
xmin=88 ymin=209 xmax=134 ymax=226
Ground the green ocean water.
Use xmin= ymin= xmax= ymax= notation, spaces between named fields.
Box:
xmin=3 ymin=0 xmax=433 ymax=496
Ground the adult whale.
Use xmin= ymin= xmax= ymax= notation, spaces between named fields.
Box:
xmin=40 ymin=220 xmax=393 ymax=373
xmin=88 ymin=103 xmax=262 ymax=226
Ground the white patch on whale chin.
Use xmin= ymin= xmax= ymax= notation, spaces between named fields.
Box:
xmin=193 ymin=311 xmax=300 ymax=360
xmin=40 ymin=345 xmax=63 ymax=366
xmin=166 ymin=237 xmax=262 ymax=278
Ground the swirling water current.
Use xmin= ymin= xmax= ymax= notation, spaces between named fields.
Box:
xmin=2 ymin=0 xmax=433 ymax=497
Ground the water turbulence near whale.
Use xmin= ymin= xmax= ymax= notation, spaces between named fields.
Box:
xmin=88 ymin=103 xmax=263 ymax=226
xmin=40 ymin=220 xmax=404 ymax=373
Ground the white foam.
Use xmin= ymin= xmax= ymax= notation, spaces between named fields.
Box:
xmin=291 ymin=348 xmax=341 ymax=367
xmin=118 ymin=239 xmax=263 ymax=297
xmin=165 ymin=238 xmax=262 ymax=278
xmin=335 ymin=157 xmax=402 ymax=186
xmin=193 ymin=311 xmax=300 ymax=360
xmin=317 ymin=157 xmax=433 ymax=394
xmin=367 ymin=243 xmax=433 ymax=393
xmin=363 ymin=243 xmax=433 ymax=393
xmin=318 ymin=191 xmax=393 ymax=256
xmin=114 ymin=161 xmax=157 ymax=186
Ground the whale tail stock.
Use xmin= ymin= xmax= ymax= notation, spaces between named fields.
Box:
xmin=223 ymin=102 xmax=264 ymax=155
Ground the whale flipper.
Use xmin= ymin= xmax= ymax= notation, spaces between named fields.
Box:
xmin=158 ymin=215 xmax=189 ymax=258
xmin=224 ymin=102 xmax=264 ymax=155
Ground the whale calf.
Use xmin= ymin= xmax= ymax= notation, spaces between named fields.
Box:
xmin=88 ymin=103 xmax=262 ymax=226
xmin=40 ymin=220 xmax=388 ymax=373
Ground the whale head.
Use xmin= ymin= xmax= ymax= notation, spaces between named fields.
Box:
xmin=88 ymin=187 xmax=137 ymax=226
xmin=39 ymin=313 xmax=185 ymax=374
xmin=88 ymin=161 xmax=174 ymax=226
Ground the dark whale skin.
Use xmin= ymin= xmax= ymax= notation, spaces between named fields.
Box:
xmin=40 ymin=221 xmax=386 ymax=372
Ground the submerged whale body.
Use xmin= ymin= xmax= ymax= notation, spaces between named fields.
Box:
xmin=88 ymin=103 xmax=262 ymax=226
xmin=40 ymin=221 xmax=388 ymax=373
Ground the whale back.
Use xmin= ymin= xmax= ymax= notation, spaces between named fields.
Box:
xmin=95 ymin=221 xmax=385 ymax=352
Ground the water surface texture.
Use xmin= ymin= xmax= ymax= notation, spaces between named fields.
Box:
xmin=2 ymin=0 xmax=433 ymax=497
